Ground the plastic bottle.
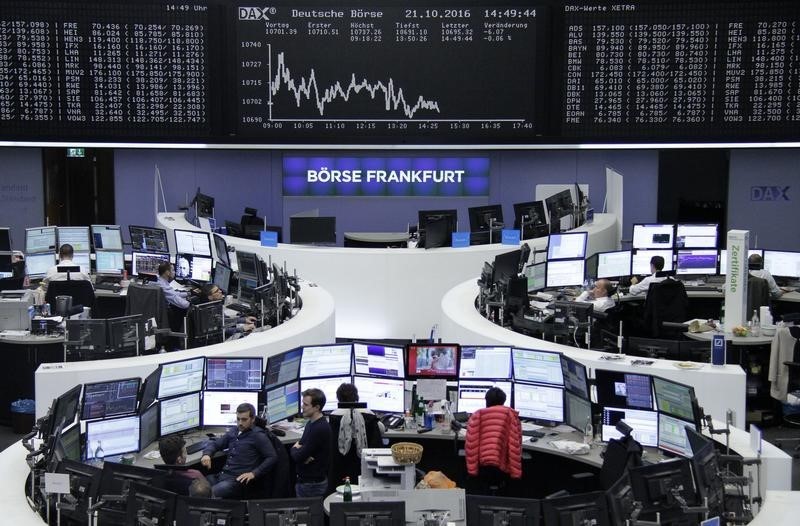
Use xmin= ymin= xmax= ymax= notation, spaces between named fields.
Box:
xmin=751 ymin=309 xmax=761 ymax=337
xmin=342 ymin=477 xmax=352 ymax=502
xmin=94 ymin=440 xmax=105 ymax=465
xmin=416 ymin=399 xmax=426 ymax=428
xmin=584 ymin=417 xmax=593 ymax=445
xmin=719 ymin=304 xmax=725 ymax=331
xmin=159 ymin=346 xmax=167 ymax=354
xmin=404 ymin=410 xmax=415 ymax=431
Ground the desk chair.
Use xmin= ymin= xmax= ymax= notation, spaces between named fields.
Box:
xmin=747 ymin=275 xmax=770 ymax=319
xmin=641 ymin=278 xmax=688 ymax=339
xmin=125 ymin=284 xmax=186 ymax=351
xmin=45 ymin=280 xmax=95 ymax=317
xmin=571 ymin=434 xmax=643 ymax=493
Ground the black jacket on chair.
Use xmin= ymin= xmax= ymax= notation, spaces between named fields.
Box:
xmin=642 ymin=278 xmax=688 ymax=338
xmin=327 ymin=410 xmax=383 ymax=493
xmin=747 ymin=275 xmax=770 ymax=319
xmin=125 ymin=283 xmax=170 ymax=330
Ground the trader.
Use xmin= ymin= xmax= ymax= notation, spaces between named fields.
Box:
xmin=629 ymin=255 xmax=667 ymax=296
xmin=193 ymin=283 xmax=256 ymax=337
xmin=158 ymin=435 xmax=208 ymax=495
xmin=290 ymin=388 xmax=332 ymax=498
xmin=42 ymin=244 xmax=93 ymax=288
xmin=748 ymin=253 xmax=784 ymax=299
xmin=156 ymin=261 xmax=191 ymax=309
xmin=200 ymin=402 xmax=277 ymax=499
xmin=575 ymin=279 xmax=616 ymax=312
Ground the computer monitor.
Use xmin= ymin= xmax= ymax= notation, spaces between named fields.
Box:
xmin=205 ymin=357 xmax=263 ymax=391
xmin=544 ymin=189 xmax=575 ymax=223
xmin=48 ymin=384 xmax=83 ymax=437
xmin=175 ymin=253 xmax=212 ymax=282
xmin=631 ymin=249 xmax=674 ymax=275
xmin=174 ymin=496 xmax=247 ymax=526
xmin=652 ymin=376 xmax=697 ymax=424
xmin=418 ymin=209 xmax=457 ymax=249
xmin=248 ymin=498 xmax=324 ymax=526
xmin=174 ymin=229 xmax=212 ymax=257
xmin=545 ymin=259 xmax=585 ymax=288
xmin=212 ymin=233 xmax=230 ymax=267
xmin=290 ymin=216 xmax=337 ymax=245
xmin=596 ymin=250 xmax=632 ymax=279
xmin=468 ymin=204 xmax=504 ymax=232
xmin=158 ymin=357 xmax=205 ymax=399
xmin=55 ymin=459 xmax=102 ymax=523
xmin=299 ymin=343 xmax=353 ymax=378
xmin=353 ymin=342 xmax=405 ymax=379
xmin=107 ymin=315 xmax=142 ymax=355
xmin=81 ymin=377 xmax=141 ymax=420
xmin=493 ymin=249 xmax=522 ymax=286
xmin=542 ymin=491 xmax=609 ymax=526
xmin=689 ymin=432 xmax=724 ymax=517
xmin=299 ymin=376 xmax=353 ymax=413
xmin=190 ymin=189 xmax=215 ymax=218
xmin=202 ymin=390 xmax=259 ymax=427
xmin=139 ymin=368 xmax=160 ymax=413
xmin=564 ymin=390 xmax=592 ymax=432
xmin=160 ymin=392 xmax=201 ymax=435
xmin=459 ymin=346 xmax=512 ymax=379
xmin=52 ymin=422 xmax=82 ymax=464
xmin=265 ymin=381 xmax=301 ymax=424
xmin=560 ymin=355 xmax=589 ymax=399
xmin=26 ymin=252 xmax=56 ymax=278
xmin=353 ymin=376 xmax=405 ymax=414
xmin=97 ymin=463 xmax=167 ymax=508
xmin=719 ymin=249 xmax=763 ymax=275
xmin=129 ymin=225 xmax=169 ymax=253
xmin=600 ymin=407 xmax=658 ymax=447
xmin=763 ymin=250 xmax=800 ymax=279
xmin=675 ymin=224 xmax=718 ymax=249
xmin=466 ymin=495 xmax=541 ymax=526
xmin=95 ymin=250 xmax=124 ymax=274
xmin=264 ymin=348 xmax=303 ymax=389
xmin=132 ymin=252 xmax=170 ymax=278
xmin=0 ymin=227 xmax=10 ymax=252
xmin=658 ymin=413 xmax=694 ymax=457
xmin=238 ymin=276 xmax=258 ymax=305
xmin=190 ymin=301 xmax=223 ymax=342
xmin=66 ymin=319 xmax=107 ymax=354
xmin=125 ymin=483 xmax=176 ymax=526
xmin=676 ymin=250 xmax=718 ymax=275
xmin=26 ymin=226 xmax=57 ymax=253
xmin=594 ymin=370 xmax=653 ymax=410
xmin=606 ymin=474 xmax=636 ymax=526
xmin=514 ymin=200 xmax=547 ymax=230
xmin=524 ymin=262 xmax=546 ymax=292
xmin=629 ymin=459 xmax=696 ymax=514
xmin=632 ymin=224 xmax=675 ymax=250
xmin=139 ymin=402 xmax=160 ymax=450
xmin=513 ymin=382 xmax=564 ymax=423
xmin=405 ymin=343 xmax=460 ymax=379
xmin=85 ymin=415 xmax=141 ymax=459
xmin=236 ymin=250 xmax=259 ymax=278
xmin=547 ymin=232 xmax=588 ymax=261
xmin=512 ymin=348 xmax=564 ymax=386
xmin=330 ymin=501 xmax=405 ymax=526
xmin=458 ymin=380 xmax=512 ymax=414
xmin=90 ymin=225 xmax=123 ymax=251
xmin=0 ymin=253 xmax=12 ymax=278
xmin=57 ymin=226 xmax=91 ymax=252
xmin=212 ymin=263 xmax=232 ymax=293
xmin=70 ymin=251 xmax=91 ymax=274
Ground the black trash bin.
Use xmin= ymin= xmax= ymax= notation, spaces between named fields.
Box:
xmin=10 ymin=399 xmax=35 ymax=434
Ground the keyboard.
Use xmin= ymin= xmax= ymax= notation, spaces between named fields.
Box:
xmin=522 ymin=429 xmax=546 ymax=438
xmin=186 ymin=441 xmax=207 ymax=455
xmin=227 ymin=303 xmax=252 ymax=314
xmin=95 ymin=282 xmax=120 ymax=291
xmin=685 ymin=286 xmax=721 ymax=292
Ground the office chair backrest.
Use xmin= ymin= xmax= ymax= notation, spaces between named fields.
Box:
xmin=45 ymin=280 xmax=95 ymax=312
xmin=599 ymin=435 xmax=643 ymax=490
xmin=747 ymin=275 xmax=770 ymax=318
xmin=642 ymin=278 xmax=688 ymax=338
xmin=125 ymin=283 xmax=169 ymax=331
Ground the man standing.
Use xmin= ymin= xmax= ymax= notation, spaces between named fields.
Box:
xmin=290 ymin=388 xmax=331 ymax=497
xmin=156 ymin=261 xmax=191 ymax=310
xmin=200 ymin=402 xmax=277 ymax=499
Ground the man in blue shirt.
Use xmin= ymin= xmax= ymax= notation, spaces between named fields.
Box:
xmin=290 ymin=388 xmax=331 ymax=498
xmin=200 ymin=402 xmax=277 ymax=499
xmin=156 ymin=261 xmax=190 ymax=310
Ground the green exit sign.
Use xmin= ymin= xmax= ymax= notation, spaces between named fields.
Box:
xmin=66 ymin=147 xmax=85 ymax=158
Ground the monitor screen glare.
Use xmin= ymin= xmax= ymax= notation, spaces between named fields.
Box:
xmin=459 ymin=346 xmax=512 ymax=379
xmin=545 ymin=259 xmax=586 ymax=288
xmin=601 ymin=407 xmax=658 ymax=447
xmin=353 ymin=343 xmax=404 ymax=379
xmin=597 ymin=250 xmax=632 ymax=279
xmin=513 ymin=383 xmax=564 ymax=423
xmin=299 ymin=344 xmax=352 ymax=378
xmin=353 ymin=376 xmax=405 ymax=414
xmin=547 ymin=233 xmax=587 ymax=260
xmin=458 ymin=380 xmax=512 ymax=414
xmin=632 ymin=224 xmax=675 ymax=250
xmin=676 ymin=250 xmax=718 ymax=275
xmin=513 ymin=348 xmax=564 ymax=386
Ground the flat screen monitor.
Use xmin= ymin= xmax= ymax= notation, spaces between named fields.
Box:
xmin=57 ymin=226 xmax=91 ymax=253
xmin=545 ymin=259 xmax=585 ymax=288
xmin=513 ymin=348 xmax=564 ymax=386
xmin=675 ymin=224 xmax=718 ymax=249
xmin=191 ymin=190 xmax=215 ymax=218
xmin=652 ymin=377 xmax=696 ymax=423
xmin=26 ymin=252 xmax=56 ymax=277
xmin=763 ymin=250 xmax=800 ymax=279
xmin=547 ymin=232 xmax=588 ymax=261
xmin=564 ymin=390 xmax=592 ymax=432
xmin=158 ymin=357 xmax=205 ymax=399
xmin=493 ymin=249 xmax=522 ymax=286
xmin=132 ymin=252 xmax=170 ymax=278
xmin=0 ymin=253 xmax=12 ymax=278
xmin=86 ymin=415 xmax=141 ymax=459
xmin=212 ymin=263 xmax=232 ymax=293
xmin=265 ymin=348 xmax=303 ymax=389
xmin=129 ymin=226 xmax=169 ymax=254
xmin=459 ymin=346 xmax=512 ymax=379
xmin=174 ymin=496 xmax=246 ymax=526
xmin=601 ymin=407 xmax=658 ymax=447
xmin=658 ymin=413 xmax=694 ymax=457
xmin=458 ymin=380 xmax=512 ymax=414
xmin=66 ymin=319 xmax=106 ymax=352
xmin=26 ymin=226 xmax=57 ymax=253
xmin=238 ymin=276 xmax=258 ymax=305
xmin=159 ymin=392 xmax=201 ymax=435
xmin=139 ymin=368 xmax=160 ymax=413
xmin=514 ymin=200 xmax=547 ymax=229
xmin=91 ymin=225 xmax=123 ymax=251
xmin=631 ymin=249 xmax=674 ymax=275
xmin=330 ymin=501 xmax=404 ymax=526
xmin=513 ymin=383 xmax=564 ymax=423
xmin=70 ymin=252 xmax=91 ymax=274
xmin=676 ymin=250 xmax=718 ymax=275
xmin=174 ymin=229 xmax=212 ymax=257
xmin=107 ymin=315 xmax=142 ymax=354
xmin=55 ymin=459 xmax=101 ymax=522
xmin=52 ymin=423 xmax=82 ymax=464
xmin=175 ymin=254 xmax=212 ymax=282
xmin=353 ymin=342 xmax=405 ymax=379
xmin=468 ymin=204 xmax=504 ymax=232
xmin=524 ymin=262 xmax=546 ymax=292
xmin=248 ymin=498 xmax=325 ymax=526
xmin=49 ymin=384 xmax=83 ymax=436
xmin=353 ymin=376 xmax=405 ymax=414
xmin=95 ymin=251 xmax=124 ymax=274
xmin=202 ymin=390 xmax=259 ymax=427
xmin=212 ymin=233 xmax=230 ymax=267
xmin=81 ymin=377 xmax=141 ymax=420
xmin=629 ymin=459 xmax=696 ymax=514
xmin=405 ymin=343 xmax=460 ymax=379
xmin=597 ymin=250 xmax=632 ymax=279
xmin=632 ymin=224 xmax=675 ymax=250
xmin=720 ymin=249 xmax=763 ymax=275
xmin=544 ymin=189 xmax=575 ymax=222
xmin=594 ymin=370 xmax=653 ymax=410
xmin=139 ymin=402 xmax=159 ymax=450
xmin=299 ymin=376 xmax=352 ymax=413
xmin=290 ymin=217 xmax=336 ymax=245
xmin=542 ymin=491 xmax=609 ymax=526
xmin=418 ymin=209 xmax=457 ymax=249
xmin=0 ymin=227 xmax=10 ymax=252
xmin=265 ymin=381 xmax=301 ymax=424
xmin=125 ymin=483 xmax=176 ymax=526
xmin=466 ymin=495 xmax=541 ymax=526
xmin=205 ymin=357 xmax=263 ymax=391
xmin=299 ymin=344 xmax=353 ymax=378
xmin=560 ymin=355 xmax=589 ymax=399
xmin=236 ymin=251 xmax=259 ymax=278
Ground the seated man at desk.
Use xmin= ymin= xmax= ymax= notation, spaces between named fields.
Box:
xmin=200 ymin=402 xmax=278 ymax=499
xmin=42 ymin=244 xmax=93 ymax=289
xmin=156 ymin=262 xmax=191 ymax=310
xmin=193 ymin=283 xmax=256 ymax=338
xmin=157 ymin=435 xmax=208 ymax=495
xmin=749 ymin=253 xmax=784 ymax=299
xmin=575 ymin=279 xmax=616 ymax=312
xmin=629 ymin=255 xmax=666 ymax=296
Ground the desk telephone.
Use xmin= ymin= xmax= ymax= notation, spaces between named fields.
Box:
xmin=381 ymin=414 xmax=404 ymax=429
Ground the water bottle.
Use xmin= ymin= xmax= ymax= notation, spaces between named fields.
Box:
xmin=719 ymin=304 xmax=725 ymax=331
xmin=583 ymin=417 xmax=593 ymax=445
xmin=94 ymin=440 xmax=105 ymax=464
xmin=404 ymin=410 xmax=415 ymax=431
xmin=342 ymin=477 xmax=353 ymax=502
xmin=751 ymin=309 xmax=761 ymax=337
xmin=416 ymin=399 xmax=426 ymax=428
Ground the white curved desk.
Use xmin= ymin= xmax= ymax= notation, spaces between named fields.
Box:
xmin=33 ymin=283 xmax=336 ymax=419
xmin=157 ymin=212 xmax=618 ymax=339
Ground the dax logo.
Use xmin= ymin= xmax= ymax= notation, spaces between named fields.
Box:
xmin=751 ymin=186 xmax=790 ymax=201
xmin=238 ymin=7 xmax=276 ymax=21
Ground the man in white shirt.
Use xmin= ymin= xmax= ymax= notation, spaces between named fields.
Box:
xmin=575 ymin=279 xmax=616 ymax=312
xmin=748 ymin=254 xmax=783 ymax=299
xmin=629 ymin=255 xmax=667 ymax=296
xmin=42 ymin=244 xmax=93 ymax=290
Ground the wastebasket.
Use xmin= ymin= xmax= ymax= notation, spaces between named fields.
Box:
xmin=10 ymin=399 xmax=35 ymax=434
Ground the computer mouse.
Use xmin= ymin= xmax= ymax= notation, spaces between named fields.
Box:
xmin=529 ymin=437 xmax=538 ymax=443
xmin=270 ymin=427 xmax=286 ymax=437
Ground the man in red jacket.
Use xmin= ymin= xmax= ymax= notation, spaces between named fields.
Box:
xmin=464 ymin=387 xmax=522 ymax=492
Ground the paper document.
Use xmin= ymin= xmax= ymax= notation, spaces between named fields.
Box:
xmin=417 ymin=379 xmax=447 ymax=400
